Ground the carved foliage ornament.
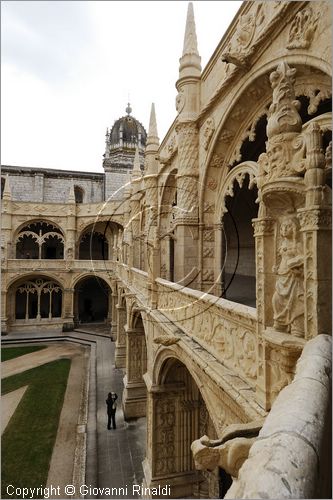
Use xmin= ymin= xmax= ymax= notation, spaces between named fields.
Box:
xmin=267 ymin=62 xmax=302 ymax=139
xmin=202 ymin=117 xmax=215 ymax=150
xmin=258 ymin=63 xmax=308 ymax=182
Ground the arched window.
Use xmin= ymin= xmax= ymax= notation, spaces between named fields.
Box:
xmin=221 ymin=173 xmax=258 ymax=307
xmin=79 ymin=231 xmax=108 ymax=260
xmin=15 ymin=279 xmax=62 ymax=320
xmin=15 ymin=222 xmax=64 ymax=259
xmin=74 ymin=186 xmax=84 ymax=203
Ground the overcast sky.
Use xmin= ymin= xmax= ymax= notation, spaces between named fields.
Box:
xmin=1 ymin=1 xmax=242 ymax=173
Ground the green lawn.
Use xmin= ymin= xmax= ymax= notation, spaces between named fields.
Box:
xmin=1 ymin=345 xmax=47 ymax=362
xmin=1 ymin=359 xmax=71 ymax=499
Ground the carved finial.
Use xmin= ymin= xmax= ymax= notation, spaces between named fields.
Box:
xmin=267 ymin=62 xmax=302 ymax=139
xmin=68 ymin=180 xmax=75 ymax=203
xmin=2 ymin=174 xmax=12 ymax=201
xmin=179 ymin=2 xmax=201 ymax=78
xmin=126 ymin=102 xmax=132 ymax=115
xmin=132 ymin=145 xmax=142 ymax=179
xmin=147 ymin=103 xmax=159 ymax=147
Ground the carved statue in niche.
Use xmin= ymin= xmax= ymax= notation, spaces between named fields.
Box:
xmin=272 ymin=217 xmax=304 ymax=337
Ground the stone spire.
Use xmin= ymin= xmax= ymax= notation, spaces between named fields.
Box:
xmin=147 ymin=103 xmax=159 ymax=147
xmin=68 ymin=180 xmax=75 ymax=203
xmin=182 ymin=2 xmax=199 ymax=56
xmin=131 ymin=145 xmax=142 ymax=179
xmin=2 ymin=175 xmax=12 ymax=201
xmin=179 ymin=2 xmax=201 ymax=79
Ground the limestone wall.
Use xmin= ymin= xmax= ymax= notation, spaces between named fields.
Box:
xmin=1 ymin=166 xmax=104 ymax=203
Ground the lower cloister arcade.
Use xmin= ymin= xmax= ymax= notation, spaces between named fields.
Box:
xmin=6 ymin=275 xmax=63 ymax=329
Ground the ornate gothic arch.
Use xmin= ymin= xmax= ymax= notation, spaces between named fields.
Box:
xmin=153 ymin=348 xmax=223 ymax=435
xmin=216 ymin=161 xmax=258 ymax=217
xmin=6 ymin=272 xmax=65 ymax=292
xmin=200 ymin=55 xmax=332 ymax=219
xmin=14 ymin=218 xmax=65 ymax=237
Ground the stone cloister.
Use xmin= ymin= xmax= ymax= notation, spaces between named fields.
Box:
xmin=1 ymin=1 xmax=332 ymax=498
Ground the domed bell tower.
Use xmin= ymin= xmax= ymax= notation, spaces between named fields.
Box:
xmin=103 ymin=104 xmax=147 ymax=201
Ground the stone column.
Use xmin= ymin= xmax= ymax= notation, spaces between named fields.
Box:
xmin=62 ymin=288 xmax=74 ymax=332
xmin=110 ymin=290 xmax=118 ymax=341
xmin=123 ymin=325 xmax=147 ymax=418
xmin=174 ymin=122 xmax=200 ymax=288
xmin=115 ymin=304 xmax=126 ymax=368
xmin=1 ymin=289 xmax=8 ymax=334
xmin=174 ymin=2 xmax=201 ymax=289
xmin=297 ymin=122 xmax=332 ymax=340
xmin=254 ymin=62 xmax=310 ymax=410
xmin=66 ymin=183 xmax=76 ymax=261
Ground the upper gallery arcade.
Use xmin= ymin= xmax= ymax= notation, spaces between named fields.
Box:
xmin=1 ymin=1 xmax=331 ymax=498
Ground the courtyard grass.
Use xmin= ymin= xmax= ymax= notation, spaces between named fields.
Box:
xmin=1 ymin=345 xmax=47 ymax=362
xmin=1 ymin=359 xmax=71 ymax=499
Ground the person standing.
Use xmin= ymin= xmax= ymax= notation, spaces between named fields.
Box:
xmin=106 ymin=392 xmax=118 ymax=429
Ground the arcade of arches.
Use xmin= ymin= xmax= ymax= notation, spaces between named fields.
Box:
xmin=1 ymin=1 xmax=332 ymax=498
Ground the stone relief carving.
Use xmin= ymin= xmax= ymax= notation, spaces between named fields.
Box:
xmin=307 ymin=88 xmax=332 ymax=115
xmin=221 ymin=4 xmax=265 ymax=67
xmin=202 ymin=117 xmax=215 ymax=150
xmin=210 ymin=153 xmax=225 ymax=169
xmin=206 ymin=176 xmax=218 ymax=191
xmin=202 ymin=270 xmax=214 ymax=282
xmin=177 ymin=122 xmax=198 ymax=175
xmin=268 ymin=348 xmax=294 ymax=399
xmin=258 ymin=62 xmax=306 ymax=182
xmin=203 ymin=229 xmax=215 ymax=242
xmin=287 ymin=6 xmax=319 ymax=50
xmin=272 ymin=217 xmax=304 ymax=337
xmin=192 ymin=420 xmax=264 ymax=478
xmin=203 ymin=247 xmax=214 ymax=258
xmin=176 ymin=175 xmax=198 ymax=217
xmin=267 ymin=62 xmax=302 ymax=139
xmin=155 ymin=398 xmax=176 ymax=475
xmin=154 ymin=335 xmax=180 ymax=346
xmin=219 ymin=129 xmax=234 ymax=145
xmin=203 ymin=202 xmax=215 ymax=214
xmin=175 ymin=90 xmax=185 ymax=114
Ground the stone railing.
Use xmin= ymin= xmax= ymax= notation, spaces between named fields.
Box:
xmin=6 ymin=259 xmax=114 ymax=274
xmin=155 ymin=278 xmax=258 ymax=390
xmin=130 ymin=267 xmax=148 ymax=298
xmin=225 ymin=334 xmax=332 ymax=499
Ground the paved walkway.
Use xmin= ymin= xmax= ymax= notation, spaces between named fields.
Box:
xmin=1 ymin=329 xmax=146 ymax=499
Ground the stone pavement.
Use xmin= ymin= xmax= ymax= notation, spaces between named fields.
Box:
xmin=1 ymin=328 xmax=146 ymax=499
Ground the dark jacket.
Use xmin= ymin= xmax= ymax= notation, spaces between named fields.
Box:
xmin=106 ymin=393 xmax=118 ymax=414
